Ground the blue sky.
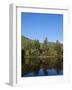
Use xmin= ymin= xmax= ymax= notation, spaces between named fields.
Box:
xmin=21 ymin=12 xmax=63 ymax=43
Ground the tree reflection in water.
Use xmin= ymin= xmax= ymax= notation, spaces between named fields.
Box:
xmin=22 ymin=57 xmax=63 ymax=77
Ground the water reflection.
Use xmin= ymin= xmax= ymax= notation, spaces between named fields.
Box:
xmin=23 ymin=68 xmax=63 ymax=77
xmin=22 ymin=57 xmax=63 ymax=77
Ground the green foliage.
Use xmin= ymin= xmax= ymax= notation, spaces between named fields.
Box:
xmin=33 ymin=40 xmax=40 ymax=50
xmin=55 ymin=40 xmax=63 ymax=56
xmin=44 ymin=37 xmax=48 ymax=44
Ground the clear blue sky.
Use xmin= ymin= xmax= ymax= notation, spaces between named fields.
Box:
xmin=21 ymin=12 xmax=63 ymax=43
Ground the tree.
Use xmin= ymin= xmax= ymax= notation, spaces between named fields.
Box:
xmin=44 ymin=37 xmax=48 ymax=44
xmin=55 ymin=40 xmax=62 ymax=56
xmin=42 ymin=37 xmax=49 ymax=55
xmin=54 ymin=40 xmax=63 ymax=74
xmin=31 ymin=40 xmax=40 ymax=57
xmin=34 ymin=40 xmax=40 ymax=50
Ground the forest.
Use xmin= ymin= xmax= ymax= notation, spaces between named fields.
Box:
xmin=21 ymin=36 xmax=63 ymax=77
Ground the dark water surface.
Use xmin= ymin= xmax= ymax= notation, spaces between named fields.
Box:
xmin=23 ymin=68 xmax=63 ymax=77
xmin=22 ymin=57 xmax=63 ymax=77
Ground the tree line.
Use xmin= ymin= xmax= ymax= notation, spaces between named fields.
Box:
xmin=22 ymin=37 xmax=63 ymax=64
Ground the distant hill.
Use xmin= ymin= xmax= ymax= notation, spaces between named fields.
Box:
xmin=21 ymin=36 xmax=35 ymax=49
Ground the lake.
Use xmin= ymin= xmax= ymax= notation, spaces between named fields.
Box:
xmin=22 ymin=57 xmax=63 ymax=77
xmin=22 ymin=68 xmax=63 ymax=77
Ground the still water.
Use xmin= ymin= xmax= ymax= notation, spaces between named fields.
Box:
xmin=22 ymin=57 xmax=63 ymax=77
xmin=23 ymin=68 xmax=63 ymax=77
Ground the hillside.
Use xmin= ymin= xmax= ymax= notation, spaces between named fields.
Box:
xmin=21 ymin=36 xmax=34 ymax=49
